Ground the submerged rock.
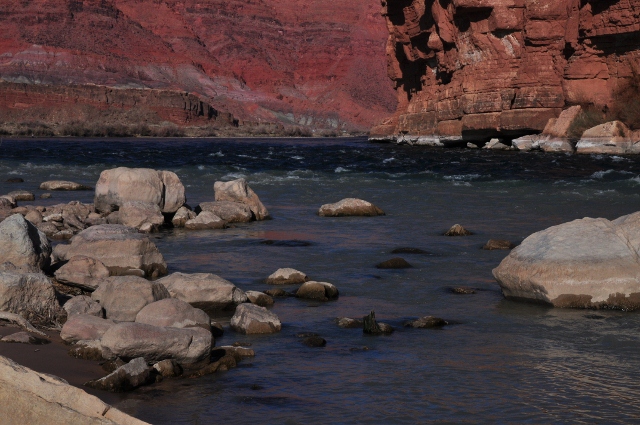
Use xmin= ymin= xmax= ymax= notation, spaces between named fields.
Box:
xmin=376 ymin=257 xmax=411 ymax=269
xmin=391 ymin=247 xmax=429 ymax=254
xmin=301 ymin=336 xmax=327 ymax=347
xmin=482 ymin=239 xmax=515 ymax=250
xmin=444 ymin=224 xmax=472 ymax=236
xmin=318 ymin=198 xmax=385 ymax=217
xmin=451 ymin=287 xmax=476 ymax=295
xmin=335 ymin=317 xmax=363 ymax=328
xmin=404 ymin=316 xmax=448 ymax=328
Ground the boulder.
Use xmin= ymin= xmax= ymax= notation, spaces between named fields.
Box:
xmin=482 ymin=138 xmax=510 ymax=150
xmin=91 ymin=276 xmax=170 ymax=321
xmin=444 ymin=224 xmax=472 ymax=236
xmin=493 ymin=211 xmax=640 ymax=310
xmin=24 ymin=209 xmax=43 ymax=225
xmin=0 ymin=355 xmax=149 ymax=425
xmin=39 ymin=181 xmax=92 ymax=191
xmin=230 ymin=303 xmax=281 ymax=335
xmin=1 ymin=331 xmax=50 ymax=345
xmin=482 ymin=239 xmax=515 ymax=250
xmin=152 ymin=359 xmax=183 ymax=378
xmin=100 ymin=322 xmax=212 ymax=364
xmin=245 ymin=290 xmax=274 ymax=307
xmin=64 ymin=296 xmax=104 ymax=317
xmin=0 ymin=272 xmax=59 ymax=323
xmin=265 ymin=268 xmax=308 ymax=285
xmin=196 ymin=201 xmax=253 ymax=223
xmin=404 ymin=316 xmax=448 ymax=328
xmin=60 ymin=314 xmax=116 ymax=343
xmin=512 ymin=135 xmax=540 ymax=151
xmin=94 ymin=167 xmax=185 ymax=214
xmin=135 ymin=298 xmax=211 ymax=331
xmin=171 ymin=206 xmax=196 ymax=228
xmin=576 ymin=121 xmax=636 ymax=154
xmin=118 ymin=201 xmax=165 ymax=233
xmin=156 ymin=272 xmax=247 ymax=312
xmin=184 ymin=211 xmax=227 ymax=230
xmin=7 ymin=190 xmax=35 ymax=202
xmin=295 ymin=281 xmax=339 ymax=301
xmin=214 ymin=178 xmax=269 ymax=220
xmin=0 ymin=214 xmax=51 ymax=270
xmin=54 ymin=225 xmax=167 ymax=278
xmin=318 ymin=198 xmax=385 ymax=217
xmin=376 ymin=257 xmax=412 ymax=269
xmin=336 ymin=317 xmax=363 ymax=328
xmin=85 ymin=358 xmax=153 ymax=393
xmin=55 ymin=256 xmax=110 ymax=291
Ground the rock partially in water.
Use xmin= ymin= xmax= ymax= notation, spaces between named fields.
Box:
xmin=68 ymin=340 xmax=104 ymax=361
xmin=39 ymin=181 xmax=92 ymax=191
xmin=184 ymin=211 xmax=227 ymax=230
xmin=85 ymin=357 xmax=153 ymax=393
xmin=482 ymin=239 xmax=515 ymax=250
xmin=171 ymin=206 xmax=196 ymax=228
xmin=7 ymin=190 xmax=35 ymax=202
xmin=318 ymin=198 xmax=385 ymax=217
xmin=119 ymin=201 xmax=165 ymax=233
xmin=391 ymin=247 xmax=430 ymax=254
xmin=245 ymin=290 xmax=274 ymax=307
xmin=450 ymin=287 xmax=476 ymax=295
xmin=264 ymin=288 xmax=294 ymax=298
xmin=196 ymin=201 xmax=253 ymax=223
xmin=493 ymin=211 xmax=640 ymax=310
xmin=91 ymin=276 xmax=170 ymax=321
xmin=63 ymin=295 xmax=104 ymax=317
xmin=230 ymin=303 xmax=281 ymax=335
xmin=266 ymin=268 xmax=309 ymax=285
xmin=153 ymin=359 xmax=183 ymax=378
xmin=376 ymin=257 xmax=412 ymax=269
xmin=156 ymin=272 xmax=247 ymax=312
xmin=404 ymin=316 xmax=448 ymax=328
xmin=295 ymin=281 xmax=339 ymax=301
xmin=60 ymin=314 xmax=116 ymax=343
xmin=335 ymin=317 xmax=363 ymax=328
xmin=444 ymin=224 xmax=473 ymax=236
xmin=214 ymin=178 xmax=270 ymax=220
xmin=0 ymin=214 xmax=51 ymax=271
xmin=55 ymin=255 xmax=110 ymax=291
xmin=1 ymin=331 xmax=50 ymax=345
xmin=6 ymin=178 xmax=24 ymax=183
xmin=135 ymin=298 xmax=211 ymax=331
xmin=363 ymin=311 xmax=394 ymax=335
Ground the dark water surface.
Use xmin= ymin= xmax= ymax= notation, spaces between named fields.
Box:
xmin=2 ymin=137 xmax=640 ymax=424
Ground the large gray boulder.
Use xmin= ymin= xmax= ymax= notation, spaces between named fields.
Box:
xmin=118 ymin=201 xmax=165 ymax=233
xmin=0 ymin=272 xmax=59 ymax=323
xmin=0 ymin=214 xmax=51 ymax=270
xmin=60 ymin=314 xmax=116 ymax=343
xmin=0 ymin=355 xmax=149 ymax=425
xmin=94 ymin=167 xmax=185 ymax=214
xmin=196 ymin=201 xmax=253 ymax=223
xmin=493 ymin=211 xmax=640 ymax=310
xmin=54 ymin=225 xmax=167 ymax=278
xmin=55 ymin=256 xmax=110 ymax=291
xmin=230 ymin=304 xmax=281 ymax=335
xmin=91 ymin=276 xmax=170 ymax=321
xmin=318 ymin=198 xmax=385 ymax=217
xmin=214 ymin=178 xmax=269 ymax=220
xmin=156 ymin=272 xmax=247 ymax=312
xmin=100 ymin=322 xmax=212 ymax=364
xmin=135 ymin=299 xmax=211 ymax=331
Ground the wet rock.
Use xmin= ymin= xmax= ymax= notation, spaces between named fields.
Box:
xmin=376 ymin=257 xmax=411 ymax=269
xmin=91 ymin=276 xmax=170 ymax=321
xmin=54 ymin=256 xmax=110 ymax=291
xmin=576 ymin=121 xmax=635 ymax=154
xmin=214 ymin=178 xmax=269 ymax=220
xmin=156 ymin=272 xmax=247 ymax=312
xmin=94 ymin=167 xmax=185 ymax=214
xmin=100 ymin=322 xmax=212 ymax=364
xmin=184 ymin=211 xmax=227 ymax=230
xmin=482 ymin=239 xmax=516 ymax=250
xmin=68 ymin=340 xmax=104 ymax=361
xmin=363 ymin=311 xmax=394 ymax=335
xmin=188 ymin=353 xmax=237 ymax=378
xmin=60 ymin=314 xmax=116 ymax=343
xmin=135 ymin=298 xmax=211 ymax=331
xmin=404 ymin=316 xmax=448 ymax=328
xmin=85 ymin=357 xmax=153 ymax=392
xmin=0 ymin=271 xmax=59 ymax=323
xmin=444 ymin=224 xmax=472 ymax=236
xmin=211 ymin=321 xmax=224 ymax=338
xmin=101 ymin=357 xmax=126 ymax=373
xmin=217 ymin=346 xmax=255 ymax=360
xmin=119 ymin=201 xmax=164 ymax=233
xmin=6 ymin=178 xmax=24 ymax=183
xmin=245 ymin=290 xmax=274 ymax=307
xmin=0 ymin=214 xmax=51 ymax=270
xmin=265 ymin=268 xmax=308 ymax=285
xmin=493 ymin=211 xmax=640 ymax=310
xmin=54 ymin=224 xmax=167 ymax=278
xmin=295 ymin=281 xmax=339 ymax=301
xmin=63 ymin=295 xmax=103 ymax=317
xmin=196 ymin=201 xmax=253 ymax=223
xmin=391 ymin=247 xmax=429 ymax=254
xmin=302 ymin=336 xmax=326 ymax=347
xmin=230 ymin=303 xmax=281 ymax=335
xmin=467 ymin=143 xmax=479 ymax=149
xmin=170 ymin=206 xmax=196 ymax=228
xmin=318 ymin=198 xmax=385 ymax=217
xmin=39 ymin=181 xmax=92 ymax=191
xmin=1 ymin=331 xmax=50 ymax=345
xmin=152 ymin=359 xmax=183 ymax=378
xmin=7 ymin=190 xmax=35 ymax=202
xmin=264 ymin=288 xmax=294 ymax=298
xmin=335 ymin=317 xmax=363 ymax=328
xmin=512 ymin=135 xmax=540 ymax=152
xmin=451 ymin=287 xmax=476 ymax=295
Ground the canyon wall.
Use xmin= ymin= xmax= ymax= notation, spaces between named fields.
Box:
xmin=372 ymin=0 xmax=640 ymax=142
xmin=0 ymin=0 xmax=396 ymax=132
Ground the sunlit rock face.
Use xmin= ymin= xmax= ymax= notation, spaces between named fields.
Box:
xmin=373 ymin=0 xmax=640 ymax=141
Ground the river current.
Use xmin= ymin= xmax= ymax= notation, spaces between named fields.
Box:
xmin=2 ymin=137 xmax=640 ymax=424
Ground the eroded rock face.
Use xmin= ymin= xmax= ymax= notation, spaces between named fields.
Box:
xmin=156 ymin=272 xmax=247 ymax=312
xmin=94 ymin=168 xmax=185 ymax=214
xmin=0 ymin=214 xmax=51 ymax=270
xmin=493 ymin=211 xmax=640 ymax=310
xmin=374 ymin=0 xmax=640 ymax=143
xmin=214 ymin=179 xmax=269 ymax=220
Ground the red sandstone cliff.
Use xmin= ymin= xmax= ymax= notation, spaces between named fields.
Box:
xmin=373 ymin=0 xmax=640 ymax=142
xmin=0 ymin=0 xmax=396 ymax=133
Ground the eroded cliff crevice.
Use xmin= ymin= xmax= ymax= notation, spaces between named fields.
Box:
xmin=373 ymin=0 xmax=640 ymax=142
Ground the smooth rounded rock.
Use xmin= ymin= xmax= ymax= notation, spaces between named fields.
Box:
xmin=91 ymin=276 xmax=170 ymax=321
xmin=266 ymin=268 xmax=308 ymax=285
xmin=230 ymin=303 xmax=281 ymax=335
xmin=55 ymin=256 xmax=110 ymax=291
xmin=295 ymin=281 xmax=339 ymax=301
xmin=245 ymin=290 xmax=274 ymax=307
xmin=7 ymin=190 xmax=35 ymax=202
xmin=156 ymin=272 xmax=247 ymax=312
xmin=184 ymin=211 xmax=227 ymax=230
xmin=60 ymin=314 xmax=116 ymax=343
xmin=135 ymin=298 xmax=211 ymax=331
xmin=318 ymin=198 xmax=385 ymax=217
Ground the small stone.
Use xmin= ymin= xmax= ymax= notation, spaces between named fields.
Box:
xmin=466 ymin=143 xmax=479 ymax=149
xmin=336 ymin=317 xmax=363 ymax=328
xmin=40 ymin=193 xmax=52 ymax=199
xmin=404 ymin=316 xmax=448 ymax=328
xmin=230 ymin=303 xmax=281 ymax=335
xmin=153 ymin=359 xmax=183 ymax=378
xmin=376 ymin=257 xmax=411 ymax=269
xmin=318 ymin=198 xmax=385 ymax=217
xmin=444 ymin=224 xmax=472 ymax=236
xmin=39 ymin=181 xmax=92 ymax=191
xmin=482 ymin=239 xmax=515 ymax=250
xmin=7 ymin=190 xmax=35 ymax=202
xmin=451 ymin=287 xmax=476 ymax=295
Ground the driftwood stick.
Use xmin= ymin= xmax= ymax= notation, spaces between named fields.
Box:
xmin=0 ymin=312 xmax=48 ymax=337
